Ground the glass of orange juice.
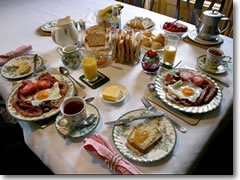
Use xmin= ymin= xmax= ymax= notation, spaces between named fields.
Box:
xmin=82 ymin=49 xmax=98 ymax=82
xmin=163 ymin=34 xmax=180 ymax=67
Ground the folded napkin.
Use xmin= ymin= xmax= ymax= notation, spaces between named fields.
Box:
xmin=84 ymin=134 xmax=142 ymax=174
xmin=0 ymin=45 xmax=32 ymax=66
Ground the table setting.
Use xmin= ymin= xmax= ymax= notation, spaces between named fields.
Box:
xmin=0 ymin=0 xmax=233 ymax=174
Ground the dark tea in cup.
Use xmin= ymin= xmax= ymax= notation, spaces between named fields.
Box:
xmin=209 ymin=49 xmax=222 ymax=56
xmin=64 ymin=101 xmax=84 ymax=115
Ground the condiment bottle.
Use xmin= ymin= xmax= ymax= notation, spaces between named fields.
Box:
xmin=111 ymin=5 xmax=121 ymax=33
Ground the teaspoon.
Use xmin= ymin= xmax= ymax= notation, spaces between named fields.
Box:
xmin=59 ymin=66 xmax=85 ymax=89
xmin=79 ymin=114 xmax=97 ymax=128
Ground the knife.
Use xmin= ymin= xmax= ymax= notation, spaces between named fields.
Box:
xmin=104 ymin=112 xmax=164 ymax=125
xmin=32 ymin=54 xmax=38 ymax=77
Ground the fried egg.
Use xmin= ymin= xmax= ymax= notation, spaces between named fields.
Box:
xmin=168 ymin=80 xmax=202 ymax=102
xmin=27 ymin=82 xmax=61 ymax=106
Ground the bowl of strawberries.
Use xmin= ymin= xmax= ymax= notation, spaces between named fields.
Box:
xmin=161 ymin=21 xmax=188 ymax=37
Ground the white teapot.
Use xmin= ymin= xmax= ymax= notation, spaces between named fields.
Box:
xmin=52 ymin=16 xmax=79 ymax=47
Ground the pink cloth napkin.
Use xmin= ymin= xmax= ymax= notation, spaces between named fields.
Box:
xmin=84 ymin=134 xmax=142 ymax=174
xmin=0 ymin=45 xmax=32 ymax=66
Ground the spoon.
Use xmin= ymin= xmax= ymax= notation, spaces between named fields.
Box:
xmin=59 ymin=66 xmax=85 ymax=89
xmin=79 ymin=114 xmax=97 ymax=128
xmin=147 ymin=83 xmax=155 ymax=92
xmin=173 ymin=16 xmax=184 ymax=23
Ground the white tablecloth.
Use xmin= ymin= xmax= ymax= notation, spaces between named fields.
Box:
xmin=0 ymin=0 xmax=233 ymax=174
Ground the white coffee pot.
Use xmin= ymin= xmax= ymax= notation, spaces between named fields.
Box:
xmin=52 ymin=16 xmax=79 ymax=47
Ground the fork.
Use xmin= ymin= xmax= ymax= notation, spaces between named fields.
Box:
xmin=141 ymin=96 xmax=187 ymax=133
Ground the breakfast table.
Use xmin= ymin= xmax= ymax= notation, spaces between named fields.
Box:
xmin=0 ymin=0 xmax=233 ymax=174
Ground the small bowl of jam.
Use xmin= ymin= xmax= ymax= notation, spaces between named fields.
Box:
xmin=141 ymin=50 xmax=160 ymax=74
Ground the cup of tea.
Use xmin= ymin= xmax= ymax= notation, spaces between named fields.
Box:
xmin=206 ymin=48 xmax=232 ymax=69
xmin=163 ymin=34 xmax=180 ymax=67
xmin=82 ymin=49 xmax=98 ymax=82
xmin=57 ymin=44 xmax=82 ymax=69
xmin=60 ymin=96 xmax=87 ymax=129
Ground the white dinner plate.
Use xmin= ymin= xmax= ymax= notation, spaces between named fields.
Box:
xmin=40 ymin=20 xmax=57 ymax=32
xmin=155 ymin=68 xmax=222 ymax=113
xmin=98 ymin=83 xmax=128 ymax=104
xmin=7 ymin=73 xmax=74 ymax=121
xmin=55 ymin=103 xmax=100 ymax=138
xmin=1 ymin=54 xmax=43 ymax=80
xmin=188 ymin=29 xmax=224 ymax=45
xmin=112 ymin=109 xmax=177 ymax=163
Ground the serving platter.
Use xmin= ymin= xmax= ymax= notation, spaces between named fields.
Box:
xmin=125 ymin=17 xmax=155 ymax=32
xmin=155 ymin=68 xmax=222 ymax=113
xmin=55 ymin=103 xmax=100 ymax=138
xmin=112 ymin=109 xmax=176 ymax=163
xmin=7 ymin=73 xmax=74 ymax=121
xmin=1 ymin=54 xmax=43 ymax=80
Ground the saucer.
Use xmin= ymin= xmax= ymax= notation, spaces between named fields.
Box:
xmin=55 ymin=104 xmax=100 ymax=138
xmin=98 ymin=83 xmax=128 ymax=104
xmin=188 ymin=29 xmax=224 ymax=45
xmin=41 ymin=20 xmax=57 ymax=32
xmin=197 ymin=55 xmax=228 ymax=74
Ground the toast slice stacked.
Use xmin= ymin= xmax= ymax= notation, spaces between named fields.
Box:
xmin=112 ymin=30 xmax=143 ymax=64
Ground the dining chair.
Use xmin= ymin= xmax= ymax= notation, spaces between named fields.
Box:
xmin=116 ymin=0 xmax=155 ymax=11
xmin=176 ymin=0 xmax=226 ymax=25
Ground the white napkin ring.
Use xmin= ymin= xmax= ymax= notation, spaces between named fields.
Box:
xmin=7 ymin=51 xmax=15 ymax=59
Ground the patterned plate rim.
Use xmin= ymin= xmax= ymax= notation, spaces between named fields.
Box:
xmin=112 ymin=109 xmax=177 ymax=163
xmin=155 ymin=68 xmax=222 ymax=114
xmin=0 ymin=54 xmax=44 ymax=80
xmin=55 ymin=103 xmax=100 ymax=138
xmin=6 ymin=73 xmax=74 ymax=121
xmin=40 ymin=20 xmax=57 ymax=32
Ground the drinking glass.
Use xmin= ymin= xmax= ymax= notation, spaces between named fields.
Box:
xmin=82 ymin=49 xmax=98 ymax=82
xmin=163 ymin=34 xmax=180 ymax=67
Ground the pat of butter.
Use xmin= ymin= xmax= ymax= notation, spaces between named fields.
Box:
xmin=102 ymin=86 xmax=121 ymax=102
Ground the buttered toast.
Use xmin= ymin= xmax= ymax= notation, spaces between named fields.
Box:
xmin=127 ymin=120 xmax=162 ymax=153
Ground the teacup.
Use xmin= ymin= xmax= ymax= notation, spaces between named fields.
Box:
xmin=206 ymin=48 xmax=232 ymax=69
xmin=57 ymin=44 xmax=82 ymax=69
xmin=60 ymin=96 xmax=87 ymax=129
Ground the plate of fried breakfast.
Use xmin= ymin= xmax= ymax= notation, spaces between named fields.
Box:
xmin=81 ymin=25 xmax=112 ymax=51
xmin=155 ymin=68 xmax=222 ymax=113
xmin=112 ymin=109 xmax=176 ymax=163
xmin=6 ymin=73 xmax=74 ymax=121
xmin=125 ymin=17 xmax=155 ymax=32
xmin=1 ymin=54 xmax=43 ymax=80
xmin=137 ymin=30 xmax=165 ymax=52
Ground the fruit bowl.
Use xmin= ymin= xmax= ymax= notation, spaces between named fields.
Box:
xmin=161 ymin=22 xmax=188 ymax=37
xmin=141 ymin=50 xmax=160 ymax=74
xmin=95 ymin=10 xmax=112 ymax=28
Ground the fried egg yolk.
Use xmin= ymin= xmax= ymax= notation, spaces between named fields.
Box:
xmin=36 ymin=91 xmax=50 ymax=100
xmin=182 ymin=88 xmax=194 ymax=96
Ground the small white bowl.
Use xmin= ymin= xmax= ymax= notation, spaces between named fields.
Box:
xmin=160 ymin=23 xmax=188 ymax=37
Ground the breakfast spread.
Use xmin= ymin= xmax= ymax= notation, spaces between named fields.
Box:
xmin=140 ymin=30 xmax=165 ymax=50
xmin=112 ymin=29 xmax=142 ymax=63
xmin=126 ymin=119 xmax=162 ymax=155
xmin=11 ymin=73 xmax=68 ymax=117
xmin=102 ymin=85 xmax=121 ymax=102
xmin=162 ymin=71 xmax=218 ymax=106
xmin=126 ymin=17 xmax=155 ymax=30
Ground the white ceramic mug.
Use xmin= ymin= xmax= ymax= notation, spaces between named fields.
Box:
xmin=60 ymin=96 xmax=87 ymax=129
xmin=206 ymin=48 xmax=232 ymax=69
xmin=57 ymin=44 xmax=82 ymax=69
xmin=52 ymin=16 xmax=79 ymax=47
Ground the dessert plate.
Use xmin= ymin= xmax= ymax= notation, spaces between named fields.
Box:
xmin=1 ymin=54 xmax=43 ymax=80
xmin=7 ymin=73 xmax=74 ymax=121
xmin=188 ymin=29 xmax=224 ymax=45
xmin=41 ymin=20 xmax=57 ymax=32
xmin=98 ymin=83 xmax=128 ymax=104
xmin=55 ymin=103 xmax=100 ymax=138
xmin=197 ymin=55 xmax=228 ymax=74
xmin=112 ymin=109 xmax=176 ymax=163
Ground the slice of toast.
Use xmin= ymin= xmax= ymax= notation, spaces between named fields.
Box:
xmin=134 ymin=33 xmax=143 ymax=62
xmin=118 ymin=39 xmax=125 ymax=64
xmin=112 ymin=32 xmax=119 ymax=61
xmin=127 ymin=120 xmax=162 ymax=153
xmin=125 ymin=33 xmax=130 ymax=63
